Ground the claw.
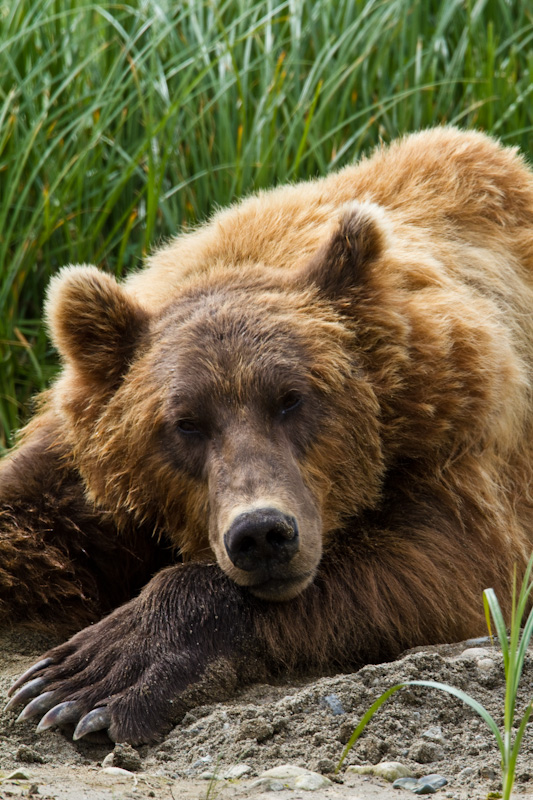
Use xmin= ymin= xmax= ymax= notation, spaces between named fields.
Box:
xmin=4 ymin=677 xmax=48 ymax=712
xmin=73 ymin=707 xmax=111 ymax=740
xmin=16 ymin=691 xmax=57 ymax=722
xmin=37 ymin=701 xmax=81 ymax=732
xmin=7 ymin=658 xmax=53 ymax=697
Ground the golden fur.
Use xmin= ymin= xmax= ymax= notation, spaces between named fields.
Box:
xmin=2 ymin=127 xmax=533 ymax=744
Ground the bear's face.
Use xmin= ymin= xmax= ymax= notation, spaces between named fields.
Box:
xmin=46 ymin=208 xmax=386 ymax=601
xmin=152 ymin=286 xmax=330 ymax=600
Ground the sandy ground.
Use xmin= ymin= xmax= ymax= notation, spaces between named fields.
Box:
xmin=2 ymin=627 xmax=533 ymax=799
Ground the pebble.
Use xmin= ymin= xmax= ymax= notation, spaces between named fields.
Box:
xmin=261 ymin=765 xmax=314 ymax=779
xmin=408 ymin=740 xmax=444 ymax=763
xmin=249 ymin=777 xmax=285 ymax=791
xmin=259 ymin=764 xmax=332 ymax=791
xmin=457 ymin=647 xmax=490 ymax=660
xmin=200 ymin=764 xmax=254 ymax=781
xmin=477 ymin=658 xmax=495 ymax=671
xmin=192 ymin=755 xmax=212 ymax=768
xmin=347 ymin=762 xmax=414 ymax=782
xmin=421 ymin=726 xmax=445 ymax=745
xmin=458 ymin=767 xmax=475 ymax=778
xmin=321 ymin=693 xmax=345 ymax=715
xmin=314 ymin=757 xmax=336 ymax=774
xmin=238 ymin=719 xmax=274 ymax=742
xmin=15 ymin=745 xmax=44 ymax=764
xmin=294 ymin=772 xmax=331 ymax=790
xmin=3 ymin=770 xmax=31 ymax=781
xmin=393 ymin=774 xmax=448 ymax=794
xmin=479 ymin=766 xmax=497 ymax=780
xmin=224 ymin=764 xmax=252 ymax=779
xmin=112 ymin=742 xmax=142 ymax=772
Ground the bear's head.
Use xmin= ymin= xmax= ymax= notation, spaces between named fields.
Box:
xmin=46 ymin=205 xmax=388 ymax=601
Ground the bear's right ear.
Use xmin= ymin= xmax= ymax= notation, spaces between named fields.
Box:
xmin=46 ymin=265 xmax=148 ymax=384
xmin=299 ymin=202 xmax=390 ymax=301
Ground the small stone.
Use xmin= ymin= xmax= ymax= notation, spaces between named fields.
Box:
xmin=479 ymin=766 xmax=498 ymax=780
xmin=347 ymin=762 xmax=414 ymax=782
xmin=408 ymin=740 xmax=444 ymax=764
xmin=373 ymin=762 xmax=415 ymax=782
xmin=347 ymin=765 xmax=374 ymax=775
xmin=239 ymin=743 xmax=259 ymax=759
xmin=5 ymin=769 xmax=32 ymax=781
xmin=477 ymin=658 xmax=495 ymax=671
xmin=458 ymin=767 xmax=475 ymax=778
xmin=314 ymin=758 xmax=336 ymax=774
xmin=238 ymin=719 xmax=274 ymax=742
xmin=356 ymin=734 xmax=388 ymax=764
xmin=418 ymin=774 xmax=448 ymax=791
xmin=249 ymin=777 xmax=285 ymax=791
xmin=457 ymin=647 xmax=490 ymax=660
xmin=393 ymin=774 xmax=447 ymax=794
xmin=101 ymin=753 xmax=114 ymax=768
xmin=414 ymin=784 xmax=439 ymax=795
xmin=320 ymin=693 xmax=345 ymax=715
xmin=112 ymin=743 xmax=142 ymax=772
xmin=338 ymin=719 xmax=357 ymax=744
xmin=260 ymin=765 xmax=331 ymax=791
xmin=261 ymin=765 xmax=311 ymax=780
xmin=192 ymin=755 xmax=212 ymax=768
xmin=393 ymin=777 xmax=420 ymax=791
xmin=199 ymin=772 xmax=221 ymax=780
xmin=224 ymin=764 xmax=252 ymax=779
xmin=421 ymin=726 xmax=445 ymax=744
xmin=16 ymin=745 xmax=44 ymax=764
xmin=294 ymin=772 xmax=331 ymax=790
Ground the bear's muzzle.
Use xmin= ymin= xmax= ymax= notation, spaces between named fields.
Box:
xmin=224 ymin=507 xmax=299 ymax=573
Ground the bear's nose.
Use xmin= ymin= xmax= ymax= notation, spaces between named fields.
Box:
xmin=224 ymin=508 xmax=299 ymax=572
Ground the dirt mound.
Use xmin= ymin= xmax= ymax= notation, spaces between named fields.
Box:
xmin=1 ymin=628 xmax=533 ymax=799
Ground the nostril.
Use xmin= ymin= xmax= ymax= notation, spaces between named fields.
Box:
xmin=266 ymin=526 xmax=293 ymax=549
xmin=224 ymin=508 xmax=299 ymax=571
xmin=238 ymin=536 xmax=256 ymax=556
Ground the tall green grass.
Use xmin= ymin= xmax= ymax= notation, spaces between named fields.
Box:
xmin=1 ymin=0 xmax=533 ymax=448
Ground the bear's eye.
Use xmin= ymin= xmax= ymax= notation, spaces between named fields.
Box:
xmin=177 ymin=418 xmax=202 ymax=435
xmin=279 ymin=391 xmax=302 ymax=415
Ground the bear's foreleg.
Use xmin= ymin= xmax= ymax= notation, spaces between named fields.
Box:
xmin=5 ymin=564 xmax=262 ymax=744
xmin=5 ymin=487 xmax=522 ymax=744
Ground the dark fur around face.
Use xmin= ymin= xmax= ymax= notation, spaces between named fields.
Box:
xmin=49 ymin=212 xmax=386 ymax=602
xmin=3 ymin=128 xmax=533 ymax=744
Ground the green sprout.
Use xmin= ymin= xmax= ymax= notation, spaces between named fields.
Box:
xmin=337 ymin=556 xmax=533 ymax=800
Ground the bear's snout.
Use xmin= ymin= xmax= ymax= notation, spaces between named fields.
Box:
xmin=224 ymin=508 xmax=299 ymax=572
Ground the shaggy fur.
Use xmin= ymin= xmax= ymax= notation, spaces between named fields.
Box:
xmin=2 ymin=127 xmax=533 ymax=743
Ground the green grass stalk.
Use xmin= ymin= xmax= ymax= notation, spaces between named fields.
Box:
xmin=336 ymin=557 xmax=533 ymax=800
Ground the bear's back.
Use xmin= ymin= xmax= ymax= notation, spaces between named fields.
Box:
xmin=125 ymin=126 xmax=533 ymax=314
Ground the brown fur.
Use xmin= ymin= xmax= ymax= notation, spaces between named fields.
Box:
xmin=2 ymin=127 xmax=533 ymax=743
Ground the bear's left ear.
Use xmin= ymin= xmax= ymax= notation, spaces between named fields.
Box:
xmin=46 ymin=265 xmax=148 ymax=385
xmin=299 ymin=202 xmax=390 ymax=300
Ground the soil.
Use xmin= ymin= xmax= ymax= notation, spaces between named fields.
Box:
xmin=2 ymin=627 xmax=533 ymax=800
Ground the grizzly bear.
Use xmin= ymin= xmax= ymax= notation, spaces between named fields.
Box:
xmin=3 ymin=127 xmax=533 ymax=745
